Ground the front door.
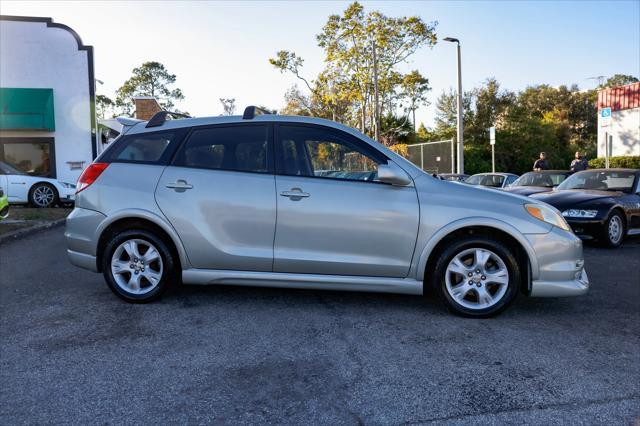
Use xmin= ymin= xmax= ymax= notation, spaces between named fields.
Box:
xmin=273 ymin=124 xmax=420 ymax=278
xmin=155 ymin=123 xmax=276 ymax=271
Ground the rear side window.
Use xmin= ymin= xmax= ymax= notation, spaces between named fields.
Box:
xmin=174 ymin=125 xmax=270 ymax=173
xmin=104 ymin=131 xmax=177 ymax=164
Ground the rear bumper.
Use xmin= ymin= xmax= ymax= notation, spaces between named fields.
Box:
xmin=67 ymin=249 xmax=99 ymax=272
xmin=65 ymin=207 xmax=105 ymax=272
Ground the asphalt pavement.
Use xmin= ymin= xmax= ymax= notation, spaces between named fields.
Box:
xmin=1 ymin=228 xmax=639 ymax=425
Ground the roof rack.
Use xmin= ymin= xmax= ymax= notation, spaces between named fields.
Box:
xmin=146 ymin=111 xmax=191 ymax=128
xmin=242 ymin=106 xmax=273 ymax=120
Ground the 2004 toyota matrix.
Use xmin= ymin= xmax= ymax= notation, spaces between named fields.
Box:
xmin=65 ymin=107 xmax=588 ymax=317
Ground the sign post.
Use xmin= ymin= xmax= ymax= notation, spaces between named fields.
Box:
xmin=489 ymin=127 xmax=496 ymax=173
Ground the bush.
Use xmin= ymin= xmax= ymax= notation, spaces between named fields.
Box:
xmin=588 ymin=156 xmax=640 ymax=169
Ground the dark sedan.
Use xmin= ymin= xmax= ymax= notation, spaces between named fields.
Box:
xmin=531 ymin=169 xmax=640 ymax=247
xmin=503 ymin=170 xmax=572 ymax=196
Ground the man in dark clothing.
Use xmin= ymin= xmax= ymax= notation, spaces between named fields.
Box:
xmin=533 ymin=152 xmax=549 ymax=171
xmin=570 ymin=151 xmax=589 ymax=172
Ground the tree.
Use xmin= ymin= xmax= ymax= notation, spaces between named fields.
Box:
xmin=219 ymin=98 xmax=236 ymax=116
xmin=400 ymin=70 xmax=430 ymax=141
xmin=96 ymin=94 xmax=115 ymax=119
xmin=270 ymin=1 xmax=437 ymax=142
xmin=601 ymin=74 xmax=639 ymax=88
xmin=115 ymin=61 xmax=184 ymax=115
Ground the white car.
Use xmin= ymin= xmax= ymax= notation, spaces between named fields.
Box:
xmin=0 ymin=161 xmax=76 ymax=207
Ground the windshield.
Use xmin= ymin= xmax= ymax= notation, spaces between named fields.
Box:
xmin=513 ymin=172 xmax=569 ymax=188
xmin=557 ymin=170 xmax=636 ymax=193
xmin=465 ymin=174 xmax=505 ymax=187
xmin=0 ymin=161 xmax=27 ymax=175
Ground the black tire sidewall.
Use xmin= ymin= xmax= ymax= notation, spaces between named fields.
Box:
xmin=602 ymin=212 xmax=625 ymax=248
xmin=101 ymin=229 xmax=175 ymax=303
xmin=29 ymin=183 xmax=58 ymax=208
xmin=432 ymin=237 xmax=521 ymax=318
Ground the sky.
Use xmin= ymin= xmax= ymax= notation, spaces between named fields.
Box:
xmin=2 ymin=0 xmax=639 ymax=127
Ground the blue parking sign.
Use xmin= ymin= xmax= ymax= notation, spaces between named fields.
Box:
xmin=601 ymin=107 xmax=611 ymax=118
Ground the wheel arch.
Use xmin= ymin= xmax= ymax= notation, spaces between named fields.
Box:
xmin=416 ymin=218 xmax=538 ymax=294
xmin=94 ymin=209 xmax=189 ymax=273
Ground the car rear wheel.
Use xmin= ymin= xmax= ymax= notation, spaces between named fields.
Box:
xmin=102 ymin=229 xmax=177 ymax=303
xmin=601 ymin=211 xmax=625 ymax=248
xmin=29 ymin=183 xmax=58 ymax=208
xmin=431 ymin=237 xmax=521 ymax=318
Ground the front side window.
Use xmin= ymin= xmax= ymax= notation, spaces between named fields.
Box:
xmin=174 ymin=125 xmax=269 ymax=173
xmin=277 ymin=125 xmax=383 ymax=182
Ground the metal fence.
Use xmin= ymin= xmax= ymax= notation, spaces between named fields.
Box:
xmin=406 ymin=139 xmax=455 ymax=174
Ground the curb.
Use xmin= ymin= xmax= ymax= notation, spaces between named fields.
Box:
xmin=0 ymin=218 xmax=66 ymax=245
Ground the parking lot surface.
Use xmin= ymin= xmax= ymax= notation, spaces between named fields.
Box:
xmin=1 ymin=228 xmax=639 ymax=424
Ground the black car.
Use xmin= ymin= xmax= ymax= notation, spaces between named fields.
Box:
xmin=503 ymin=170 xmax=573 ymax=196
xmin=531 ymin=169 xmax=640 ymax=247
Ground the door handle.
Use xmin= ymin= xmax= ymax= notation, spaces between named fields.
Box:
xmin=280 ymin=188 xmax=310 ymax=200
xmin=166 ymin=179 xmax=193 ymax=192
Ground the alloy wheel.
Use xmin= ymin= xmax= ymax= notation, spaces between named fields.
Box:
xmin=32 ymin=185 xmax=55 ymax=207
xmin=445 ymin=248 xmax=509 ymax=310
xmin=110 ymin=239 xmax=164 ymax=295
xmin=608 ymin=215 xmax=623 ymax=245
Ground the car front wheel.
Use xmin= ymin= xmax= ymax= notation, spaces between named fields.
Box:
xmin=29 ymin=183 xmax=58 ymax=208
xmin=432 ymin=237 xmax=521 ymax=318
xmin=102 ymin=229 xmax=177 ymax=303
xmin=601 ymin=211 xmax=625 ymax=248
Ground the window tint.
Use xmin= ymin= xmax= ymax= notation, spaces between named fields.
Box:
xmin=278 ymin=125 xmax=383 ymax=182
xmin=109 ymin=132 xmax=175 ymax=163
xmin=175 ymin=125 xmax=269 ymax=173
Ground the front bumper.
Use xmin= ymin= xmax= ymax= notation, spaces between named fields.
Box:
xmin=526 ymin=227 xmax=589 ymax=297
xmin=565 ymin=218 xmax=604 ymax=240
xmin=59 ymin=187 xmax=76 ymax=203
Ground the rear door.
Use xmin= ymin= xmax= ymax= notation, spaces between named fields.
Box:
xmin=272 ymin=123 xmax=420 ymax=278
xmin=155 ymin=123 xmax=277 ymax=271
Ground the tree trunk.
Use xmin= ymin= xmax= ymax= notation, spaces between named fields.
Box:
xmin=372 ymin=40 xmax=381 ymax=142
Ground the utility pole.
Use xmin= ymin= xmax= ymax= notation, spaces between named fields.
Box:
xmin=372 ymin=40 xmax=381 ymax=142
xmin=444 ymin=37 xmax=464 ymax=174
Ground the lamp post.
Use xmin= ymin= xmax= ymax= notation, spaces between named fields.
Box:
xmin=443 ymin=37 xmax=464 ymax=174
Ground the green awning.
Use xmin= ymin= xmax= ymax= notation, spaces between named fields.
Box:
xmin=0 ymin=88 xmax=55 ymax=131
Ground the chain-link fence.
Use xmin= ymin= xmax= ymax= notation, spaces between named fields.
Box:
xmin=406 ymin=139 xmax=455 ymax=174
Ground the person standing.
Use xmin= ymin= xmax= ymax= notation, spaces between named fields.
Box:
xmin=570 ymin=151 xmax=588 ymax=172
xmin=533 ymin=152 xmax=549 ymax=171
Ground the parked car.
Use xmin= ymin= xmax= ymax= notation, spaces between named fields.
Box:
xmin=465 ymin=172 xmax=519 ymax=189
xmin=503 ymin=170 xmax=573 ymax=197
xmin=0 ymin=187 xmax=8 ymax=219
xmin=531 ymin=169 xmax=640 ymax=247
xmin=65 ymin=108 xmax=588 ymax=318
xmin=438 ymin=173 xmax=469 ymax=182
xmin=0 ymin=161 xmax=76 ymax=207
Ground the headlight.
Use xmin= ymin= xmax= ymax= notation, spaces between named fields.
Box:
xmin=61 ymin=182 xmax=76 ymax=189
xmin=524 ymin=203 xmax=571 ymax=231
xmin=562 ymin=209 xmax=598 ymax=219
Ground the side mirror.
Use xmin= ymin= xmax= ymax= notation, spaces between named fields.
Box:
xmin=377 ymin=162 xmax=412 ymax=186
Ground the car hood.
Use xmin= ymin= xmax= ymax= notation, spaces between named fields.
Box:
xmin=504 ymin=186 xmax=553 ymax=196
xmin=530 ymin=189 xmax=622 ymax=211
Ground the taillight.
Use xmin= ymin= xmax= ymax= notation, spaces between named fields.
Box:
xmin=76 ymin=162 xmax=109 ymax=193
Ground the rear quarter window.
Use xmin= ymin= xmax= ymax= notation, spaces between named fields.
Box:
xmin=102 ymin=130 xmax=184 ymax=164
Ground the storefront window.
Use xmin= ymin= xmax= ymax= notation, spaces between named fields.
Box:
xmin=0 ymin=138 xmax=55 ymax=178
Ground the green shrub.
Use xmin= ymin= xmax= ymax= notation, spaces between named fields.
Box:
xmin=588 ymin=156 xmax=640 ymax=169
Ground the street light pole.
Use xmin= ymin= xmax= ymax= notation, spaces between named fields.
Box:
xmin=444 ymin=37 xmax=464 ymax=174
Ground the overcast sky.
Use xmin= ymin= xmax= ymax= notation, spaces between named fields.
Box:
xmin=2 ymin=1 xmax=639 ymax=127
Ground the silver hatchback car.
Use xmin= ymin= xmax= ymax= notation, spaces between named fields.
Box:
xmin=65 ymin=108 xmax=588 ymax=317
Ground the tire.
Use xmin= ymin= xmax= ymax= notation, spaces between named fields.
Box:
xmin=29 ymin=183 xmax=58 ymax=208
xmin=101 ymin=229 xmax=177 ymax=303
xmin=600 ymin=211 xmax=625 ymax=248
xmin=431 ymin=237 xmax=521 ymax=318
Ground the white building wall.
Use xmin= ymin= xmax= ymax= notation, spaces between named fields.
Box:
xmin=597 ymin=107 xmax=640 ymax=158
xmin=0 ymin=19 xmax=94 ymax=184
